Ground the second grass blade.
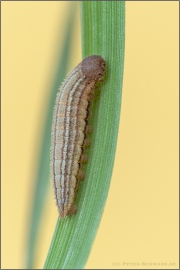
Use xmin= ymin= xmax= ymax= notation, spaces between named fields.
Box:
xmin=25 ymin=5 xmax=77 ymax=268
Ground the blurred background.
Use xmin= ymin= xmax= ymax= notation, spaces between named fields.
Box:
xmin=2 ymin=1 xmax=179 ymax=269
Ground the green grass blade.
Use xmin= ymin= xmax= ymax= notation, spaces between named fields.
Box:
xmin=25 ymin=6 xmax=77 ymax=269
xmin=44 ymin=1 xmax=125 ymax=269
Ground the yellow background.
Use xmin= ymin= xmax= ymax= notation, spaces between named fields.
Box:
xmin=2 ymin=1 xmax=179 ymax=269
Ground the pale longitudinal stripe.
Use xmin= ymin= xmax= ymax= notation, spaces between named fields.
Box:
xmin=51 ymin=55 xmax=106 ymax=218
xmin=63 ymin=79 xmax=88 ymax=208
xmin=53 ymin=72 xmax=84 ymax=214
xmin=52 ymin=68 xmax=78 ymax=201
xmin=60 ymin=76 xmax=84 ymax=208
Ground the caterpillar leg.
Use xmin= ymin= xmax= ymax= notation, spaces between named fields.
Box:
xmin=68 ymin=204 xmax=77 ymax=216
xmin=77 ymin=169 xmax=85 ymax=181
xmin=83 ymin=138 xmax=91 ymax=147
xmin=80 ymin=153 xmax=88 ymax=163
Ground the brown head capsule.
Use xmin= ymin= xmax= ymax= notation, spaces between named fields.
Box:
xmin=51 ymin=55 xmax=106 ymax=218
xmin=81 ymin=55 xmax=106 ymax=82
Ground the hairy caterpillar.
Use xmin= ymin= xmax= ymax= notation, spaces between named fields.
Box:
xmin=51 ymin=55 xmax=106 ymax=218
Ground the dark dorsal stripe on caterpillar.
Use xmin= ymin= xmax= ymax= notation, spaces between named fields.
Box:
xmin=51 ymin=55 xmax=106 ymax=218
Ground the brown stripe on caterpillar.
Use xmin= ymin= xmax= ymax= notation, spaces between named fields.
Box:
xmin=51 ymin=55 xmax=106 ymax=218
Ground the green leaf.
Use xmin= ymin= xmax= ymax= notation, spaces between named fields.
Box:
xmin=44 ymin=1 xmax=125 ymax=269
xmin=25 ymin=6 xmax=77 ymax=269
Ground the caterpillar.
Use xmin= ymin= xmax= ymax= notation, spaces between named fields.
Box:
xmin=51 ymin=55 xmax=106 ymax=218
